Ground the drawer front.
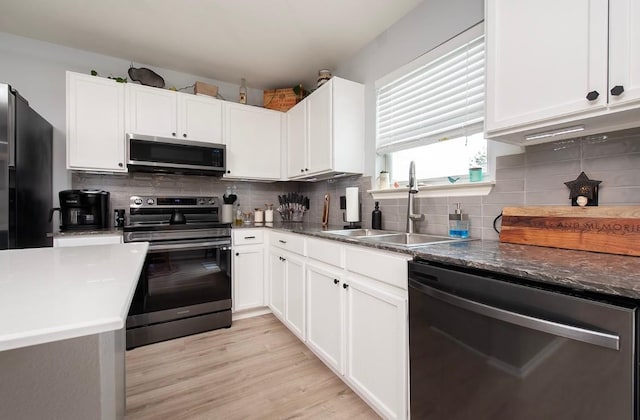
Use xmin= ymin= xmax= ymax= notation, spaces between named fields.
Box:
xmin=270 ymin=231 xmax=305 ymax=255
xmin=233 ymin=229 xmax=264 ymax=245
xmin=345 ymin=245 xmax=411 ymax=290
xmin=307 ymin=237 xmax=344 ymax=268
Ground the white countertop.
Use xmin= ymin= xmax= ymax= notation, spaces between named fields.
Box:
xmin=0 ymin=242 xmax=148 ymax=351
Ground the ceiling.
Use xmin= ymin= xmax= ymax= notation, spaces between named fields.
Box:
xmin=0 ymin=0 xmax=423 ymax=90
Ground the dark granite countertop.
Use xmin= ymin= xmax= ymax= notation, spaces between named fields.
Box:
xmin=256 ymin=222 xmax=640 ymax=300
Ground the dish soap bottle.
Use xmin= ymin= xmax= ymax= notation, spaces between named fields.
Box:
xmin=449 ymin=203 xmax=469 ymax=238
xmin=372 ymin=201 xmax=382 ymax=229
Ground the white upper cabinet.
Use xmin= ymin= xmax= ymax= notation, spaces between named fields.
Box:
xmin=126 ymin=84 xmax=177 ymax=137
xmin=286 ymin=100 xmax=307 ymax=178
xmin=177 ymin=92 xmax=223 ymax=143
xmin=486 ymin=0 xmax=640 ymax=144
xmin=126 ymin=83 xmax=222 ymax=143
xmin=287 ymin=77 xmax=364 ymax=179
xmin=608 ymin=0 xmax=640 ymax=108
xmin=66 ymin=71 xmax=126 ymax=172
xmin=223 ymin=102 xmax=283 ymax=180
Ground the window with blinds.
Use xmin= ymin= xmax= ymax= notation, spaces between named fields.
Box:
xmin=376 ymin=25 xmax=485 ymax=156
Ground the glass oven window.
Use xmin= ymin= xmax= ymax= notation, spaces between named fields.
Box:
xmin=144 ymin=247 xmax=230 ymax=312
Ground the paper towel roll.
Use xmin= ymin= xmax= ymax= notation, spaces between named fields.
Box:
xmin=345 ymin=187 xmax=359 ymax=222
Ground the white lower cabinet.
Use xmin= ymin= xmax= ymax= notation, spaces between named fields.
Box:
xmin=232 ymin=245 xmax=265 ymax=312
xmin=303 ymin=238 xmax=409 ymax=420
xmin=269 ymin=247 xmax=305 ymax=340
xmin=306 ymin=262 xmax=344 ymax=373
xmin=269 ymin=251 xmax=286 ymax=320
xmin=344 ymin=273 xmax=407 ymax=420
xmin=232 ymin=229 xmax=266 ymax=313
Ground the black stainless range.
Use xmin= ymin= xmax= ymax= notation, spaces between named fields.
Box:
xmin=124 ymin=195 xmax=231 ymax=349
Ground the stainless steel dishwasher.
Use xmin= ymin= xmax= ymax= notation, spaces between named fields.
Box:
xmin=408 ymin=259 xmax=638 ymax=420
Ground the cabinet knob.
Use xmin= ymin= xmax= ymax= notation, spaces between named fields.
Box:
xmin=183 ymin=133 xmax=187 ymax=138
xmin=118 ymin=162 xmax=123 ymax=167
xmin=235 ymin=252 xmax=239 ymax=256
xmin=611 ymin=85 xmax=625 ymax=96
xmin=333 ymin=279 xmax=339 ymax=285
xmin=343 ymin=283 xmax=349 ymax=289
xmin=301 ymin=169 xmax=304 ymax=173
xmin=172 ymin=132 xmax=176 ymax=137
xmin=227 ymin=170 xmax=231 ymax=174
xmin=305 ymin=168 xmax=308 ymax=171
xmin=586 ymin=90 xmax=600 ymax=101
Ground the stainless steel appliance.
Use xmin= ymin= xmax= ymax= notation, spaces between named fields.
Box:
xmin=49 ymin=189 xmax=110 ymax=231
xmin=0 ymin=83 xmax=53 ymax=250
xmin=124 ymin=195 xmax=231 ymax=349
xmin=408 ymin=259 xmax=638 ymax=420
xmin=127 ymin=133 xmax=226 ymax=175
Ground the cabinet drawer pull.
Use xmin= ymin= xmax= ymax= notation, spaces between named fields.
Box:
xmin=586 ymin=90 xmax=600 ymax=101
xmin=183 ymin=133 xmax=187 ymax=138
xmin=279 ymin=240 xmax=287 ymax=244
xmin=244 ymin=236 xmax=256 ymax=239
xmin=343 ymin=283 xmax=349 ymax=289
xmin=171 ymin=132 xmax=176 ymax=137
xmin=611 ymin=85 xmax=625 ymax=96
xmin=333 ymin=279 xmax=339 ymax=285
xmin=235 ymin=252 xmax=239 ymax=256
xmin=118 ymin=162 xmax=123 ymax=167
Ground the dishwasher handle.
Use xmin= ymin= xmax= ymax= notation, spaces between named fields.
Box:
xmin=409 ymin=278 xmax=620 ymax=351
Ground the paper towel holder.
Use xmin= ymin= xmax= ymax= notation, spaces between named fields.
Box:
xmin=343 ymin=212 xmax=361 ymax=229
xmin=340 ymin=194 xmax=362 ymax=229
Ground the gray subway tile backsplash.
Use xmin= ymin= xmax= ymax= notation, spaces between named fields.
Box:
xmin=72 ymin=127 xmax=640 ymax=240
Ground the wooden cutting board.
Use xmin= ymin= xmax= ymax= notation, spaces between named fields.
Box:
xmin=500 ymin=206 xmax=640 ymax=256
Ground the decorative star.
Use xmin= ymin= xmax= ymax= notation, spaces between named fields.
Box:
xmin=564 ymin=172 xmax=602 ymax=205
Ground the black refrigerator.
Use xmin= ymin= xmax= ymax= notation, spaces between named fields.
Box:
xmin=0 ymin=83 xmax=53 ymax=250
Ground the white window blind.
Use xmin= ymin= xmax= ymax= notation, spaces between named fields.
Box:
xmin=376 ymin=25 xmax=485 ymax=155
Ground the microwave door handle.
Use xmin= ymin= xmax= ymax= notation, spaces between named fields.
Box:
xmin=409 ymin=279 xmax=620 ymax=351
xmin=148 ymin=240 xmax=230 ymax=253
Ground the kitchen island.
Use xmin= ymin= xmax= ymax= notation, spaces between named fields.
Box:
xmin=0 ymin=242 xmax=148 ymax=420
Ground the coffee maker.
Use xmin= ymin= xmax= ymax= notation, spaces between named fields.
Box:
xmin=49 ymin=190 xmax=110 ymax=231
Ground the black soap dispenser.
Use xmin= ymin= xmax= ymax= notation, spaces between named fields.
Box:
xmin=372 ymin=201 xmax=382 ymax=229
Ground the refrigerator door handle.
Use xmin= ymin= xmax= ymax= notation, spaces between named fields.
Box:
xmin=7 ymin=88 xmax=15 ymax=167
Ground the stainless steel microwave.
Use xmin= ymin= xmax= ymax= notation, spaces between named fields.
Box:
xmin=127 ymin=134 xmax=226 ymax=175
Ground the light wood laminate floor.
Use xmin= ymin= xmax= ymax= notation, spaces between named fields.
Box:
xmin=126 ymin=314 xmax=379 ymax=419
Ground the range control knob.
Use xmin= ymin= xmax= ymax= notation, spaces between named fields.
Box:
xmin=147 ymin=198 xmax=155 ymax=205
xmin=198 ymin=198 xmax=206 ymax=205
xmin=133 ymin=198 xmax=143 ymax=206
xmin=209 ymin=199 xmax=215 ymax=205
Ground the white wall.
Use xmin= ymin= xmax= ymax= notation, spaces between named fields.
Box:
xmin=334 ymin=0 xmax=484 ymax=179
xmin=0 ymin=32 xmax=262 ymax=208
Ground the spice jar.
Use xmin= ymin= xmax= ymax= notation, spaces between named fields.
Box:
xmin=254 ymin=208 xmax=264 ymax=223
xmin=265 ymin=204 xmax=274 ymax=223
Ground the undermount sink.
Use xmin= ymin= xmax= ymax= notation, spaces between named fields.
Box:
xmin=321 ymin=229 xmax=398 ymax=237
xmin=359 ymin=233 xmax=466 ymax=247
xmin=320 ymin=229 xmax=472 ymax=247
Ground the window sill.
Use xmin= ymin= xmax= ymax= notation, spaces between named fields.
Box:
xmin=368 ymin=180 xmax=495 ymax=200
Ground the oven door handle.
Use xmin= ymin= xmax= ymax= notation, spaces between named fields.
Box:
xmin=409 ymin=279 xmax=620 ymax=351
xmin=148 ymin=240 xmax=231 ymax=253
